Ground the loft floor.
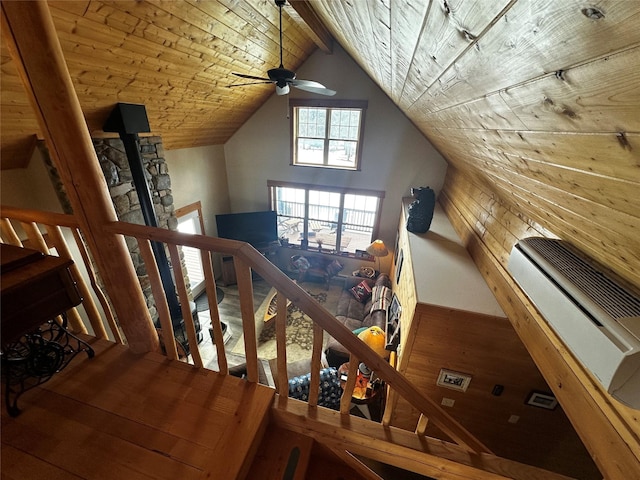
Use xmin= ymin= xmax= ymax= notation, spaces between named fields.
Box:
xmin=1 ymin=337 xmax=275 ymax=479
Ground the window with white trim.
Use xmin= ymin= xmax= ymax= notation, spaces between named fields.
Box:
xmin=268 ymin=181 xmax=383 ymax=254
xmin=291 ymin=99 xmax=367 ymax=170
xmin=175 ymin=202 xmax=206 ymax=297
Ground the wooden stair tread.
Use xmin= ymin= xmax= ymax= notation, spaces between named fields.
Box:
xmin=1 ymin=339 xmax=275 ymax=480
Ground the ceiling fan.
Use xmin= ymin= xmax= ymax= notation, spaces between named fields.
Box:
xmin=228 ymin=0 xmax=336 ymax=96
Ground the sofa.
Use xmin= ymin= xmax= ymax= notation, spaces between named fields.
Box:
xmin=288 ymin=254 xmax=344 ymax=289
xmin=325 ymin=274 xmax=393 ymax=367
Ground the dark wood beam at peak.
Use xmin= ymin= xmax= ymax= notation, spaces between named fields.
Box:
xmin=288 ymin=1 xmax=333 ymax=53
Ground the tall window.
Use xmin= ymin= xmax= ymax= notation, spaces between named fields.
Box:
xmin=291 ymin=99 xmax=367 ymax=170
xmin=175 ymin=202 xmax=206 ymax=297
xmin=268 ymin=181 xmax=383 ymax=254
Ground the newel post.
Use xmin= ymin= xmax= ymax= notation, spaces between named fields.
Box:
xmin=1 ymin=1 xmax=160 ymax=353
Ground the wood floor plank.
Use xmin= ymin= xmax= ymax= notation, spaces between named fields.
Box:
xmin=1 ymin=340 xmax=275 ymax=480
xmin=14 ymin=389 xmax=211 ymax=469
xmin=0 ymin=444 xmax=85 ymax=480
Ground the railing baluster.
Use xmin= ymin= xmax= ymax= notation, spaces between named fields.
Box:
xmin=381 ymin=351 xmax=397 ymax=426
xmin=168 ymin=244 xmax=203 ymax=367
xmin=275 ymin=289 xmax=289 ymax=395
xmin=201 ymin=249 xmax=227 ymax=374
xmin=47 ymin=225 xmax=109 ymax=338
xmin=235 ymin=256 xmax=258 ymax=383
xmin=340 ymin=356 xmax=360 ymax=415
xmin=20 ymin=221 xmax=49 ymax=252
xmin=416 ymin=414 xmax=429 ymax=436
xmin=139 ymin=239 xmax=178 ymax=361
xmin=71 ymin=228 xmax=122 ymax=343
xmin=308 ymin=322 xmax=324 ymax=408
xmin=0 ymin=218 xmax=22 ymax=246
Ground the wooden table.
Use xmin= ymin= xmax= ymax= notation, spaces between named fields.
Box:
xmin=1 ymin=244 xmax=94 ymax=416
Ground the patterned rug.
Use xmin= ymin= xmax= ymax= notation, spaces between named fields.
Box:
xmin=231 ymin=281 xmax=343 ymax=363
xmin=258 ymin=291 xmax=327 ymax=350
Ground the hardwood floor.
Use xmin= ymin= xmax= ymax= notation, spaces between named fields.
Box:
xmin=194 ymin=275 xmax=344 ymax=372
xmin=1 ymin=338 xmax=275 ymax=479
xmin=195 ymin=277 xmax=272 ymax=370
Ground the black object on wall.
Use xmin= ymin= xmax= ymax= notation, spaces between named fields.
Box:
xmin=406 ymin=186 xmax=435 ymax=233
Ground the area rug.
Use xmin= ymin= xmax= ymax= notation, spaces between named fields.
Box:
xmin=231 ymin=280 xmax=343 ymax=364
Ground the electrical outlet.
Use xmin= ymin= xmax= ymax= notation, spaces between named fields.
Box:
xmin=508 ymin=415 xmax=520 ymax=424
xmin=441 ymin=398 xmax=455 ymax=407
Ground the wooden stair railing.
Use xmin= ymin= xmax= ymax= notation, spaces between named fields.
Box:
xmin=1 ymin=205 xmax=490 ymax=457
xmin=273 ymin=397 xmax=575 ymax=480
xmin=103 ymin=220 xmax=491 ymax=455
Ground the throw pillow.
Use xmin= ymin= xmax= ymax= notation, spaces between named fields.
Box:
xmin=351 ymin=280 xmax=372 ymax=303
xmin=291 ymin=255 xmax=310 ymax=272
xmin=326 ymin=259 xmax=344 ymax=276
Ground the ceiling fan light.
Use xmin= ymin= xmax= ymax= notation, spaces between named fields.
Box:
xmin=276 ymin=84 xmax=290 ymax=95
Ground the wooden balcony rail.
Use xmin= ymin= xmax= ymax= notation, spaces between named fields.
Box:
xmin=1 ymin=206 xmax=120 ymax=342
xmin=103 ymin=220 xmax=491 ymax=455
xmin=0 ymin=205 xmax=489 ymax=456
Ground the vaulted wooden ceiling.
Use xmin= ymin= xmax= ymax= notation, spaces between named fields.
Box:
xmin=0 ymin=0 xmax=324 ymax=169
xmin=1 ymin=0 xmax=639 ymax=289
xmin=308 ymin=0 xmax=640 ymax=289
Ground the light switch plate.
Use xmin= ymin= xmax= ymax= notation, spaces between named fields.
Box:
xmin=441 ymin=398 xmax=455 ymax=407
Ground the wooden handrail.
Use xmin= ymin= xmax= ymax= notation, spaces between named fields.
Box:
xmin=272 ymin=398 xmax=574 ymax=480
xmin=104 ymin=220 xmax=491 ymax=454
xmin=1 ymin=205 xmax=79 ymax=228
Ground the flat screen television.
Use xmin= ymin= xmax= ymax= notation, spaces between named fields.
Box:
xmin=215 ymin=210 xmax=279 ymax=248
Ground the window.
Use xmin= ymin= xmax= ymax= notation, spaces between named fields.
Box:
xmin=175 ymin=202 xmax=206 ymax=297
xmin=268 ymin=181 xmax=384 ymax=254
xmin=291 ymin=99 xmax=367 ymax=170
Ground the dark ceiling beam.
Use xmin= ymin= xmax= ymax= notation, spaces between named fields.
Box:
xmin=289 ymin=1 xmax=333 ymax=53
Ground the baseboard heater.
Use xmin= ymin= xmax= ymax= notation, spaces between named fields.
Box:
xmin=508 ymin=237 xmax=640 ymax=409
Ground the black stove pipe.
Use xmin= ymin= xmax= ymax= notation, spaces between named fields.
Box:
xmin=103 ymin=103 xmax=181 ymax=322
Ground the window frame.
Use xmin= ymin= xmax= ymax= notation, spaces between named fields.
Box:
xmin=290 ymin=99 xmax=368 ymax=171
xmin=268 ymin=180 xmax=384 ymax=256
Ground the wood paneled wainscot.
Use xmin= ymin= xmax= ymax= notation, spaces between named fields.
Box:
xmin=386 ymin=198 xmax=600 ymax=478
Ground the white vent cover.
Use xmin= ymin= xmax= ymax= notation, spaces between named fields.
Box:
xmin=509 ymin=238 xmax=640 ymax=409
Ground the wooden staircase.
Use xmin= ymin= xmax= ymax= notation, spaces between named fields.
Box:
xmin=248 ymin=424 xmax=379 ymax=480
xmin=1 ymin=338 xmax=275 ymax=480
xmin=1 ymin=337 xmax=377 ymax=480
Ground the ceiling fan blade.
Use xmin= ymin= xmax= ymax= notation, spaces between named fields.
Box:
xmin=291 ymin=79 xmax=336 ymax=96
xmin=232 ymin=72 xmax=271 ymax=82
xmin=227 ymin=81 xmax=273 ymax=88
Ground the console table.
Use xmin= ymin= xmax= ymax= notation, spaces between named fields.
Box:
xmin=1 ymin=244 xmax=94 ymax=416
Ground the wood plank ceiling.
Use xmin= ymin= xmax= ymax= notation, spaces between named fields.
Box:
xmin=0 ymin=0 xmax=320 ymax=169
xmin=309 ymin=0 xmax=640 ymax=291
xmin=1 ymin=0 xmax=639 ymax=289
xmin=2 ymin=1 xmax=639 ymax=477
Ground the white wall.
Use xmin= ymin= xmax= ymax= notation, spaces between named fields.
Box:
xmin=224 ymin=44 xmax=447 ymax=250
xmin=0 ymin=146 xmax=62 ymax=212
xmin=164 ymin=144 xmax=230 ymax=236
